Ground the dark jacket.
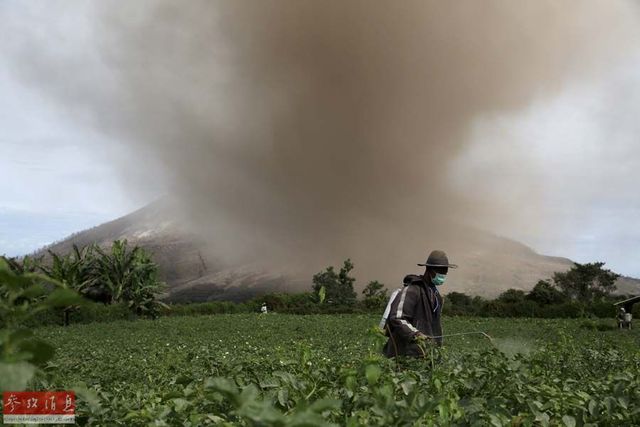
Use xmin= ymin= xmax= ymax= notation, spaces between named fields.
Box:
xmin=383 ymin=274 xmax=443 ymax=358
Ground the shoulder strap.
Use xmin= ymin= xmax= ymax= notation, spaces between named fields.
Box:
xmin=379 ymin=288 xmax=402 ymax=329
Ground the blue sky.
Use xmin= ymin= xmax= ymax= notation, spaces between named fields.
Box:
xmin=0 ymin=66 xmax=152 ymax=256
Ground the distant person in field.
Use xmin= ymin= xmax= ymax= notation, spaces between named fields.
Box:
xmin=617 ymin=307 xmax=626 ymax=329
xmin=383 ymin=250 xmax=457 ymax=358
xmin=261 ymin=302 xmax=268 ymax=314
xmin=618 ymin=307 xmax=632 ymax=329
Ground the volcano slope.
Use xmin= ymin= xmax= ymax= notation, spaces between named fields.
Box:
xmin=36 ymin=200 xmax=640 ymax=302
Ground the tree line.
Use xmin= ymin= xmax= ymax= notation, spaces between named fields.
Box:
xmin=3 ymin=249 xmax=633 ymax=329
xmin=445 ymin=262 xmax=629 ymax=318
xmin=277 ymin=259 xmax=632 ymax=319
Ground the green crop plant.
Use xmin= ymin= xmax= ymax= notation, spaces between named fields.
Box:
xmin=0 ymin=258 xmax=84 ymax=392
xmin=25 ymin=313 xmax=639 ymax=426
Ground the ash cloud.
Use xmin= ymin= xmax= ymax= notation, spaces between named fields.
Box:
xmin=2 ymin=1 xmax=639 ymax=283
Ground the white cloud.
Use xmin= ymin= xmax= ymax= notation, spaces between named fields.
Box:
xmin=0 ymin=65 xmax=157 ymax=255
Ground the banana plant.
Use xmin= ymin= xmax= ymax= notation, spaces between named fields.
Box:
xmin=94 ymin=240 xmax=166 ymax=316
xmin=94 ymin=240 xmax=139 ymax=304
xmin=38 ymin=245 xmax=97 ymax=325
xmin=2 ymin=255 xmax=43 ymax=275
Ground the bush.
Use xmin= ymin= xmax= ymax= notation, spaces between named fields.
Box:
xmin=23 ymin=302 xmax=135 ymax=327
xmin=497 ymin=289 xmax=526 ymax=304
xmin=362 ymin=281 xmax=388 ymax=310
xmin=526 ymin=280 xmax=567 ymax=305
xmin=534 ymin=302 xmax=584 ymax=319
xmin=589 ymin=300 xmax=617 ymax=318
xmin=312 ymin=259 xmax=357 ymax=305
xmin=161 ymin=301 xmax=248 ymax=317
xmin=633 ymin=303 xmax=640 ymax=319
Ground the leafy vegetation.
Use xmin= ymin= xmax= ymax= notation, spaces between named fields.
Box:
xmin=361 ymin=280 xmax=388 ymax=309
xmin=3 ymin=245 xmax=637 ymax=424
xmin=93 ymin=240 xmax=168 ymax=317
xmin=552 ymin=262 xmax=620 ymax=302
xmin=526 ymin=280 xmax=567 ymax=305
xmin=30 ymin=314 xmax=640 ymax=426
xmin=445 ymin=262 xmax=633 ymax=319
xmin=312 ymin=259 xmax=357 ymax=305
xmin=2 ymin=240 xmax=167 ymax=320
xmin=0 ymin=258 xmax=83 ymax=392
xmin=4 ymin=256 xmax=631 ymax=327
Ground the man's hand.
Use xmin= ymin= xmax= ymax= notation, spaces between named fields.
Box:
xmin=414 ymin=332 xmax=432 ymax=343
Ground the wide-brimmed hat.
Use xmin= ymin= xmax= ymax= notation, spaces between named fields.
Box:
xmin=417 ymin=250 xmax=458 ymax=268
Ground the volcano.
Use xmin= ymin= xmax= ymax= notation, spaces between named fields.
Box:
xmin=36 ymin=200 xmax=640 ymax=302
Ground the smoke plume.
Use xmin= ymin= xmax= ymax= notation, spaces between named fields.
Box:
xmin=3 ymin=1 xmax=640 ymax=284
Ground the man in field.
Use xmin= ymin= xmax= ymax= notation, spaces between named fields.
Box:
xmin=383 ymin=250 xmax=457 ymax=358
xmin=617 ymin=307 xmax=626 ymax=329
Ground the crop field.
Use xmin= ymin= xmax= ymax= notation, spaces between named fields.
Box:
xmin=35 ymin=314 xmax=640 ymax=426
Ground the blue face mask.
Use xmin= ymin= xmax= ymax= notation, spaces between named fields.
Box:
xmin=431 ymin=273 xmax=447 ymax=286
